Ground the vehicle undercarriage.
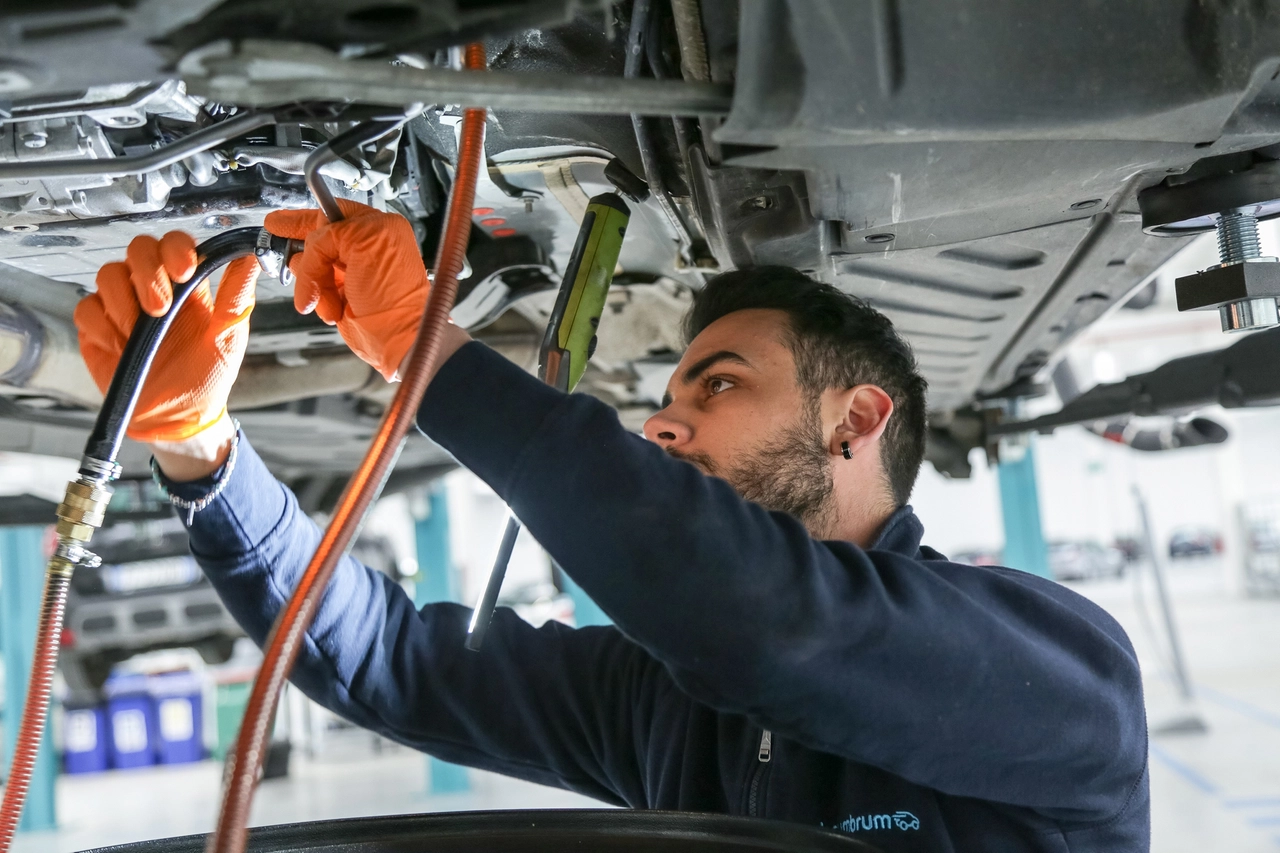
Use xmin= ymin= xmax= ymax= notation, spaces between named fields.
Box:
xmin=4 ymin=0 xmax=1280 ymax=494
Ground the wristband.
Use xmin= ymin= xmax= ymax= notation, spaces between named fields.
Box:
xmin=150 ymin=420 xmax=241 ymax=525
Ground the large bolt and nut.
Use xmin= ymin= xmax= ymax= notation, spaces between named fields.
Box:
xmin=1207 ymin=209 xmax=1280 ymax=332
xmin=1217 ymin=209 xmax=1263 ymax=265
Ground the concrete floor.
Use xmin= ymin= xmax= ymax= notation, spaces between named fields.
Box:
xmin=1066 ymin=559 xmax=1280 ymax=852
xmin=9 ymin=557 xmax=1279 ymax=853
xmin=11 ymin=731 xmax=599 ymax=853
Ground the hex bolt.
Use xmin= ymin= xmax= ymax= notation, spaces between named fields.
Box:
xmin=20 ymin=131 xmax=47 ymax=149
xmin=1216 ymin=209 xmax=1262 ymax=265
xmin=1207 ymin=208 xmax=1280 ymax=332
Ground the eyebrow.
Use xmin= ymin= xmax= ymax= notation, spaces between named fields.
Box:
xmin=660 ymin=350 xmax=753 ymax=408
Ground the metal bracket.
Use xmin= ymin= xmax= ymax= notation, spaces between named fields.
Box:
xmin=178 ymin=40 xmax=733 ymax=117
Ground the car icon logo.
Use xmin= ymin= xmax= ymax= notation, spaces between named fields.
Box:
xmin=892 ymin=811 xmax=920 ymax=831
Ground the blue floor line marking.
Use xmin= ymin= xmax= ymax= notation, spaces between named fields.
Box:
xmin=1196 ymin=684 xmax=1280 ymax=731
xmin=1226 ymin=797 xmax=1280 ymax=809
xmin=1149 ymin=743 xmax=1220 ymax=795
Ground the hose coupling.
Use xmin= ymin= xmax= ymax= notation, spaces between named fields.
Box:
xmin=54 ymin=476 xmax=112 ymax=546
xmin=254 ymin=228 xmax=304 ymax=287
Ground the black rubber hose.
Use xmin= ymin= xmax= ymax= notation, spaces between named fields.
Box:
xmin=79 ymin=226 xmax=263 ymax=474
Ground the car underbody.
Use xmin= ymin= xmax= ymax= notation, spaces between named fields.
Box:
xmin=4 ymin=0 xmax=1280 ymax=499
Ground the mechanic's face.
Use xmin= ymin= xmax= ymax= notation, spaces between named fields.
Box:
xmin=643 ymin=309 xmax=836 ymax=533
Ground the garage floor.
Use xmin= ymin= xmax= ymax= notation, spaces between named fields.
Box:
xmin=1068 ymin=560 xmax=1280 ymax=853
xmin=10 ymin=731 xmax=599 ymax=853
xmin=7 ymin=559 xmax=1279 ymax=853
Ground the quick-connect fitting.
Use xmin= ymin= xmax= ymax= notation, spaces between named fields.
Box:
xmin=55 ymin=477 xmax=111 ymax=542
xmin=52 ymin=476 xmax=112 ymax=568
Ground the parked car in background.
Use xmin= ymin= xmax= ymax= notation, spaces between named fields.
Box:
xmin=1112 ymin=536 xmax=1145 ymax=564
xmin=1247 ymin=523 xmax=1280 ymax=554
xmin=61 ymin=516 xmax=401 ymax=697
xmin=1168 ymin=528 xmax=1223 ymax=559
xmin=1047 ymin=541 xmax=1126 ymax=582
xmin=952 ymin=549 xmax=1003 ymax=567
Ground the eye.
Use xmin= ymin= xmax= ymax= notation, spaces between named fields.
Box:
xmin=707 ymin=377 xmax=736 ymax=395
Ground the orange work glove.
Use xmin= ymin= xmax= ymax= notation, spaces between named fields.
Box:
xmin=264 ymin=200 xmax=429 ymax=381
xmin=74 ymin=232 xmax=259 ymax=443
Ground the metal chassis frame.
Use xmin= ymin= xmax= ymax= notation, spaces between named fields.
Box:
xmin=179 ymin=40 xmax=733 ymax=117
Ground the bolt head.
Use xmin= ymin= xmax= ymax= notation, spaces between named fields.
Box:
xmin=20 ymin=131 xmax=47 ymax=149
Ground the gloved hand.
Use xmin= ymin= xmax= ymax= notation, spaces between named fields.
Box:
xmin=74 ymin=232 xmax=259 ymax=443
xmin=265 ymin=200 xmax=430 ymax=381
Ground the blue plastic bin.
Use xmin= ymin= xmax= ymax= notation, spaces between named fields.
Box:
xmin=150 ymin=672 xmax=204 ymax=764
xmin=62 ymin=702 xmax=108 ymax=774
xmin=104 ymin=675 xmax=157 ymax=769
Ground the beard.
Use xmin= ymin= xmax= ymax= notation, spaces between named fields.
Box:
xmin=667 ymin=398 xmax=836 ymax=536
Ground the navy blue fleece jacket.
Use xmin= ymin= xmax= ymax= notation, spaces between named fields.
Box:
xmin=168 ymin=341 xmax=1149 ymax=852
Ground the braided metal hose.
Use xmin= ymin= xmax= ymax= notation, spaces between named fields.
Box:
xmin=0 ymin=563 xmax=73 ymax=850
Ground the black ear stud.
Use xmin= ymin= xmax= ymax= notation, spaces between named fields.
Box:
xmin=841 ymin=441 xmax=852 ymax=460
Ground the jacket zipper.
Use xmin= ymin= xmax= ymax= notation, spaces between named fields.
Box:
xmin=747 ymin=729 xmax=772 ymax=817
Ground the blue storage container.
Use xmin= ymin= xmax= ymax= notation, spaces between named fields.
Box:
xmin=150 ymin=672 xmax=204 ymax=764
xmin=104 ymin=674 xmax=157 ymax=769
xmin=62 ymin=702 xmax=108 ymax=774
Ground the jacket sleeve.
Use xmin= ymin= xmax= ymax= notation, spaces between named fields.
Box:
xmin=416 ymin=341 xmax=1148 ymax=824
xmin=169 ymin=435 xmax=659 ymax=807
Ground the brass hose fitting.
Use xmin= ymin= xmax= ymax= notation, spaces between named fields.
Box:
xmin=0 ymin=475 xmax=109 ymax=851
xmin=54 ymin=477 xmax=112 ymax=546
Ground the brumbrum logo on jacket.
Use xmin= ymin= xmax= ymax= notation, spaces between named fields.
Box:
xmin=824 ymin=811 xmax=920 ymax=833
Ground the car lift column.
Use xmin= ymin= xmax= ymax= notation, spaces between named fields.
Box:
xmin=411 ymin=485 xmax=470 ymax=795
xmin=0 ymin=525 xmax=57 ymax=831
xmin=996 ymin=436 xmax=1051 ymax=579
xmin=559 ymin=574 xmax=611 ymax=628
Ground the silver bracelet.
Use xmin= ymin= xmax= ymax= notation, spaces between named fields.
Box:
xmin=150 ymin=420 xmax=241 ymax=525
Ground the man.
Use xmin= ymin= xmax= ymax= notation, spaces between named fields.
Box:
xmin=76 ymin=203 xmax=1149 ymax=852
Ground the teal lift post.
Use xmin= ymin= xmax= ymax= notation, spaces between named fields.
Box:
xmin=0 ymin=525 xmax=58 ymax=831
xmin=559 ymin=572 xmax=611 ymax=628
xmin=996 ymin=437 xmax=1052 ymax=579
xmin=411 ymin=485 xmax=470 ymax=795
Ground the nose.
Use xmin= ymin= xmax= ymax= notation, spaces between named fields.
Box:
xmin=643 ymin=405 xmax=693 ymax=449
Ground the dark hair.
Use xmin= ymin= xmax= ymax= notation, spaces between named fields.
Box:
xmin=684 ymin=266 xmax=928 ymax=506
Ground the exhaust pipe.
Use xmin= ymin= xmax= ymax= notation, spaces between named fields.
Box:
xmin=0 ymin=301 xmax=102 ymax=408
xmin=1052 ymin=359 xmax=1229 ymax=451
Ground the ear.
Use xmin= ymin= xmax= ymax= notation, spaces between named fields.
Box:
xmin=829 ymin=384 xmax=894 ymax=459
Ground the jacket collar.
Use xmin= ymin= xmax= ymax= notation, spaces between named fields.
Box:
xmin=869 ymin=505 xmax=927 ymax=557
